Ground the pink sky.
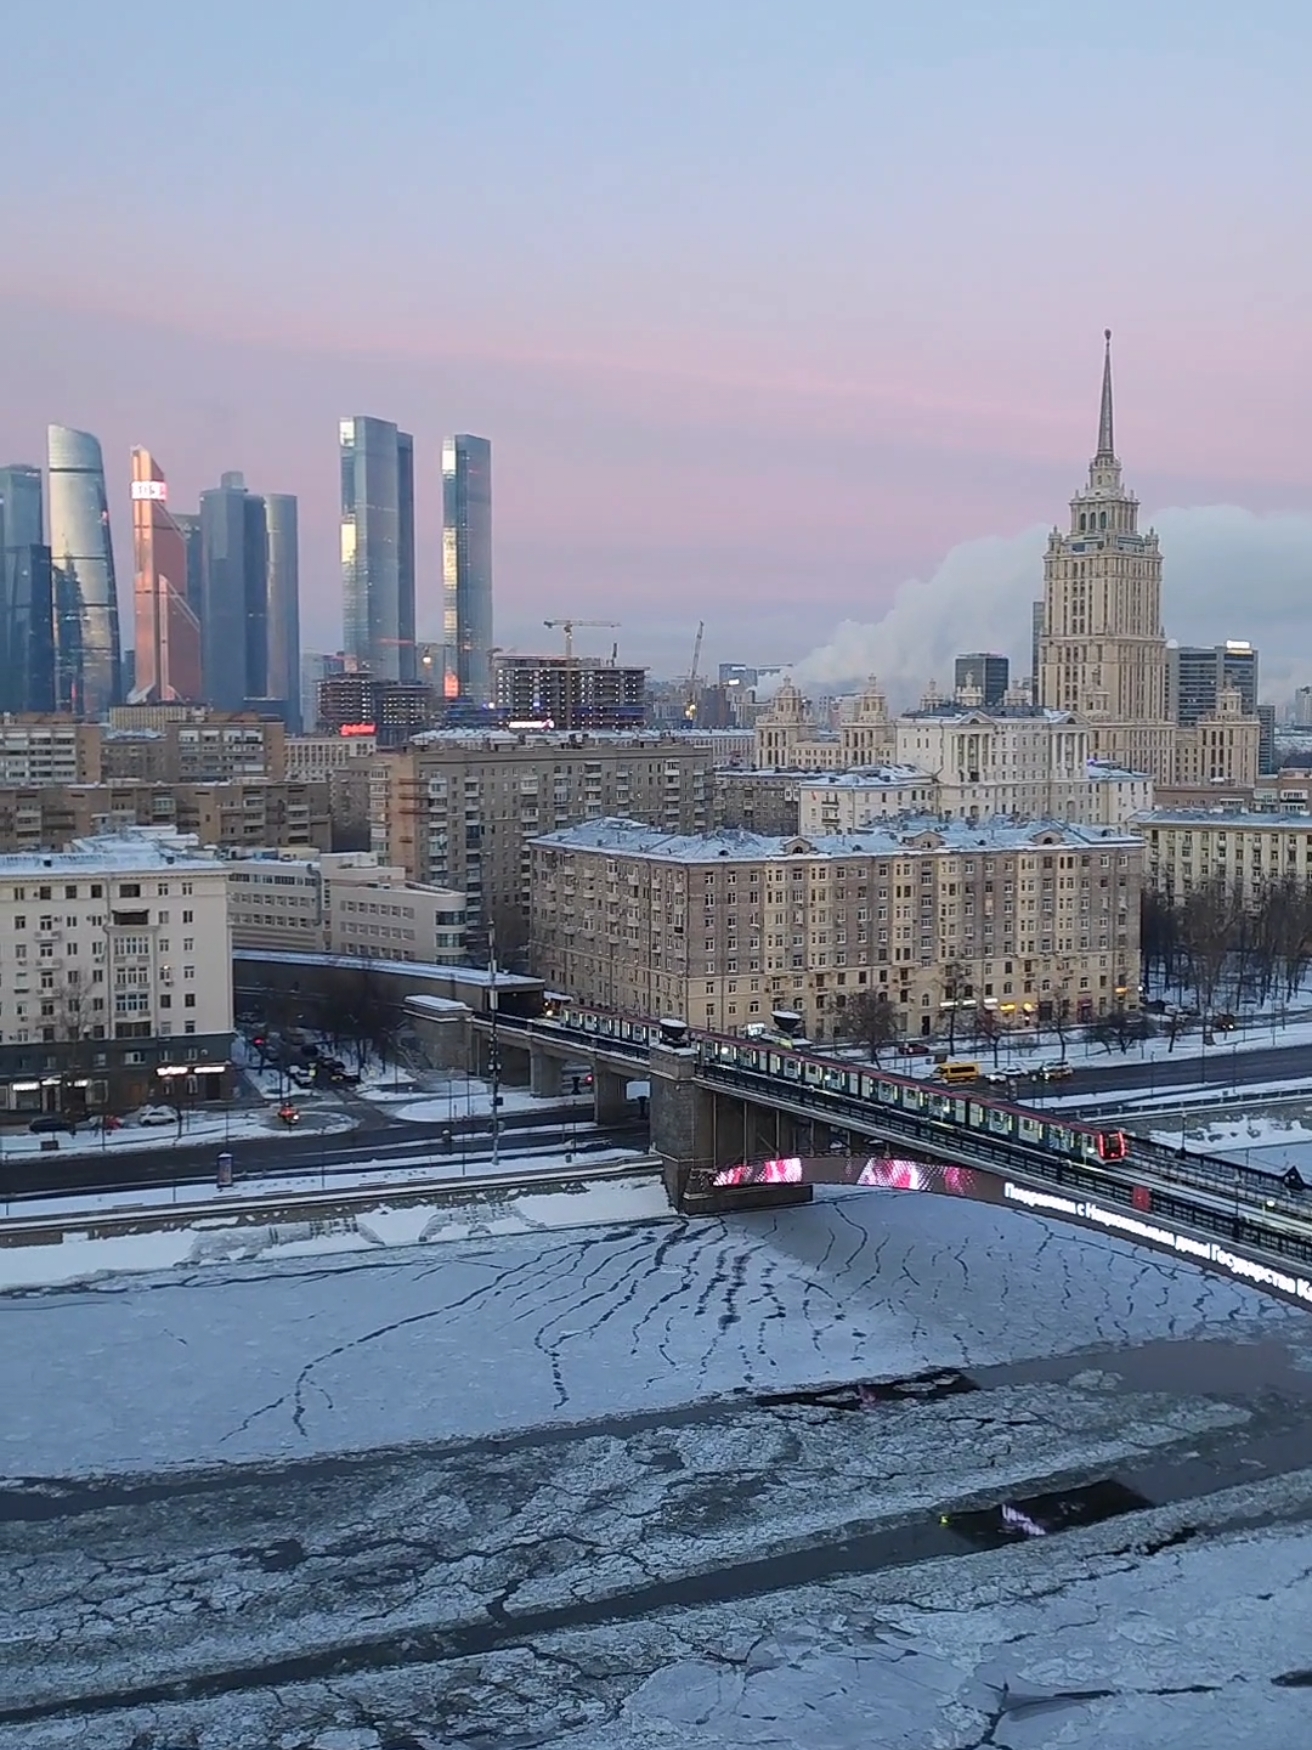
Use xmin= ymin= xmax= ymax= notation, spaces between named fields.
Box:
xmin=4 ymin=1 xmax=1311 ymax=676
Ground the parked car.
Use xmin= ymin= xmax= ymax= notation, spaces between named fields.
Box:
xmin=1034 ymin=1062 xmax=1074 ymax=1082
xmin=136 ymin=1105 xmax=177 ymax=1126
xmin=28 ymin=1113 xmax=77 ymax=1135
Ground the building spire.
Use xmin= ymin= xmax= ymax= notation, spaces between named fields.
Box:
xmin=1096 ymin=327 xmax=1115 ymax=461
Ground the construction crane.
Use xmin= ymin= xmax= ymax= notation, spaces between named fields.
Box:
xmin=684 ymin=620 xmax=705 ymax=721
xmin=543 ymin=618 xmax=620 ymax=660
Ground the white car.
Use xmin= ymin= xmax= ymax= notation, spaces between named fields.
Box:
xmin=136 ymin=1105 xmax=177 ymax=1126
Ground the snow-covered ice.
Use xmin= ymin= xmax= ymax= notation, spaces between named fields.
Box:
xmin=5 ymin=1185 xmax=1312 ymax=1748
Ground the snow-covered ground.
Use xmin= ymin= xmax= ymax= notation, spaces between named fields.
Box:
xmin=1149 ymin=1106 xmax=1312 ymax=1177
xmin=355 ymin=1069 xmax=595 ymax=1118
xmin=3 ymin=1186 xmax=1311 ymax=1749
xmin=851 ymin=1007 xmax=1312 ymax=1081
xmin=0 ymin=1103 xmax=353 ymax=1161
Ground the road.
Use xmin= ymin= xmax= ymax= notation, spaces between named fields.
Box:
xmin=0 ymin=1102 xmax=648 ymax=1202
xmin=958 ymin=1035 xmax=1312 ymax=1101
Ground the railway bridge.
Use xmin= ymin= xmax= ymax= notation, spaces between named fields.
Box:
xmin=467 ymin=1006 xmax=1312 ymax=1313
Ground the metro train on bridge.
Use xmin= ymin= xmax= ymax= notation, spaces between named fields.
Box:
xmin=544 ymin=1002 xmax=1130 ymax=1169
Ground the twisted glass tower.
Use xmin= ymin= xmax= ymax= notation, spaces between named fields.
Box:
xmin=47 ymin=425 xmax=122 ymax=716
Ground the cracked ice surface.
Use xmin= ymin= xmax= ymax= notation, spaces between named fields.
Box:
xmin=4 ymin=1188 xmax=1312 ymax=1748
xmin=1 ymin=1192 xmax=1288 ymax=1475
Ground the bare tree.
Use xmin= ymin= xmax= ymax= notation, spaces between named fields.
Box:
xmin=939 ymin=959 xmax=968 ymax=1052
xmin=1140 ymin=889 xmax=1181 ymax=997
xmin=845 ymin=990 xmax=900 ymax=1066
xmin=971 ymin=1004 xmax=1004 ymax=1068
xmin=1177 ymin=875 xmax=1243 ymax=1020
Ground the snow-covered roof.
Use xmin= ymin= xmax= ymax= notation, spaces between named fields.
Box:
xmin=407 ymin=730 xmax=708 ymax=752
xmin=531 ymin=816 xmax=1142 ymax=862
xmin=232 ymin=948 xmax=542 ymax=989
xmin=1141 ymin=809 xmax=1312 ymax=829
xmin=0 ymin=829 xmax=221 ymax=875
xmin=795 ymin=765 xmax=935 ymax=788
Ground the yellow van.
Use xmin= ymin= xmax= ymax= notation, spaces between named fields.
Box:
xmin=938 ymin=1060 xmax=981 ymax=1085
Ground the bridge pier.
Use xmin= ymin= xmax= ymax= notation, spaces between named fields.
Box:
xmin=648 ymin=1043 xmax=812 ymax=1215
xmin=593 ymin=1067 xmax=631 ymax=1127
xmin=529 ymin=1043 xmax=563 ymax=1100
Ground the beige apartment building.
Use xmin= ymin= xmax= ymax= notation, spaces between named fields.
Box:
xmin=1170 ymin=687 xmax=1261 ymax=791
xmin=371 ymin=732 xmax=716 ymax=949
xmin=800 ymin=735 xmax=1151 ymax=833
xmin=0 ymin=829 xmax=232 ymax=1116
xmin=752 ymin=677 xmax=895 ymax=770
xmin=1139 ymin=811 xmax=1312 ymax=905
xmin=226 ymin=850 xmax=466 ymax=963
xmin=101 ymin=712 xmax=287 ymax=782
xmin=0 ymin=780 xmax=332 ymax=854
xmin=530 ymin=816 xmax=1143 ymax=1041
xmin=0 ymin=718 xmax=103 ymax=786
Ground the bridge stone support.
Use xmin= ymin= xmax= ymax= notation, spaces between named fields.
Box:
xmin=529 ymin=1043 xmax=563 ymax=1100
xmin=593 ymin=1067 xmax=630 ymax=1127
xmin=648 ymin=1044 xmax=811 ymax=1214
xmin=406 ymin=1005 xmax=473 ymax=1074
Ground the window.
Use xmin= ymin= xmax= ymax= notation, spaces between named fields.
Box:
xmin=13 ymin=916 xmax=24 ymax=930
xmin=184 ymin=993 xmax=196 ymax=1008
xmin=119 ymin=883 xmax=141 ymax=898
xmin=182 ymin=910 xmax=194 ymax=924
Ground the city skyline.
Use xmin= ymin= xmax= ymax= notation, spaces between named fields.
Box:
xmin=4 ymin=3 xmax=1312 ymax=687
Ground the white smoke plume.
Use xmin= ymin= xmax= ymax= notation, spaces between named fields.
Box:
xmin=791 ymin=506 xmax=1312 ymax=709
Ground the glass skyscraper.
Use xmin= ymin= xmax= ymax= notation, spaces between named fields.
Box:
xmin=261 ymin=493 xmax=301 ymax=726
xmin=340 ymin=416 xmax=415 ymax=684
xmin=442 ymin=434 xmax=493 ymax=705
xmin=46 ymin=425 xmax=122 ymax=717
xmin=198 ymin=471 xmax=268 ymax=710
xmin=130 ymin=448 xmax=203 ymax=703
xmin=0 ymin=463 xmax=55 ymax=713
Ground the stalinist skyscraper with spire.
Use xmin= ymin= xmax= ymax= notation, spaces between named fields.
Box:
xmin=1038 ymin=331 xmax=1176 ymax=782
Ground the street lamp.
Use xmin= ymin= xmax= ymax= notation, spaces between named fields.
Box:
xmin=488 ymin=922 xmax=501 ymax=1170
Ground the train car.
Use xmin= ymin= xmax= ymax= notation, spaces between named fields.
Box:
xmin=545 ymin=1003 xmax=1128 ymax=1168
xmin=698 ymin=1031 xmax=1127 ymax=1168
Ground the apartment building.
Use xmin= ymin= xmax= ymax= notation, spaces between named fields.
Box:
xmin=750 ymin=690 xmax=1151 ymax=827
xmin=530 ymin=816 xmax=1143 ymax=1041
xmin=0 ymin=829 xmax=232 ymax=1117
xmin=284 ymin=732 xmax=378 ymax=782
xmin=0 ymin=718 xmax=102 ymax=786
xmin=1169 ymin=687 xmax=1261 ymax=791
xmin=0 ymin=781 xmax=332 ymax=854
xmin=713 ymin=771 xmax=809 ymax=836
xmin=752 ymin=678 xmax=893 ymax=769
xmin=101 ymin=713 xmax=287 ymax=783
xmin=226 ymin=849 xmax=466 ymax=962
xmin=1139 ymin=810 xmax=1312 ymax=905
xmin=798 ymin=757 xmax=1149 ymax=833
xmin=371 ymin=732 xmax=715 ymax=949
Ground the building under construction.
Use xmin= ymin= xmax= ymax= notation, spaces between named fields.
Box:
xmin=492 ymin=654 xmax=646 ymax=731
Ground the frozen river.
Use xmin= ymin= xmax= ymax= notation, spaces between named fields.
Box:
xmin=5 ymin=1185 xmax=1312 ymax=1747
